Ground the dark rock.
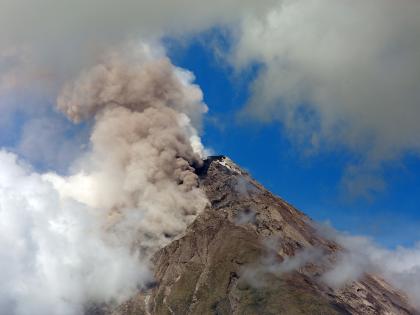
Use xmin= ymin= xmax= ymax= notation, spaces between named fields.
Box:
xmin=109 ymin=156 xmax=418 ymax=315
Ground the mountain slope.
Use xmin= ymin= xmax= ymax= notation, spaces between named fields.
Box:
xmin=111 ymin=156 xmax=418 ymax=315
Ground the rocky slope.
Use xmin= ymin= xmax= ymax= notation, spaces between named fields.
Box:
xmin=109 ymin=156 xmax=418 ymax=315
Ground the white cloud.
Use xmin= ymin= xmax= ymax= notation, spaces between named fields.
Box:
xmin=1 ymin=1 xmax=420 ymax=311
xmin=317 ymin=223 xmax=420 ymax=308
xmin=2 ymin=0 xmax=420 ymax=196
xmin=0 ymin=150 xmax=151 ymax=315
xmin=241 ymin=236 xmax=324 ymax=287
xmin=233 ymin=0 xmax=420 ymax=195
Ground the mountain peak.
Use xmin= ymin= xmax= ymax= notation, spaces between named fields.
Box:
xmin=108 ymin=156 xmax=418 ymax=315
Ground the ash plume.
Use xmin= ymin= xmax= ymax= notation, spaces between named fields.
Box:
xmin=0 ymin=43 xmax=210 ymax=315
xmin=51 ymin=44 xmax=210 ymax=254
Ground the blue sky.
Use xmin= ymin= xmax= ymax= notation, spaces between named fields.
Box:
xmin=1 ymin=1 xmax=419 ymax=251
xmin=2 ymin=2 xmax=420 ymax=312
xmin=0 ymin=29 xmax=418 ymax=250
xmin=164 ymin=32 xmax=420 ymax=249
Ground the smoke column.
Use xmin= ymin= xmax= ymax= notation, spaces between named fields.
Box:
xmin=52 ymin=43 xmax=209 ymax=253
xmin=0 ymin=43 xmax=209 ymax=315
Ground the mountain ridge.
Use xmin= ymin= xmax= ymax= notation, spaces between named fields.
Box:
xmin=106 ymin=156 xmax=418 ymax=315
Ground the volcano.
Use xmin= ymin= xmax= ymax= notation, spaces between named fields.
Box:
xmin=101 ymin=156 xmax=417 ymax=315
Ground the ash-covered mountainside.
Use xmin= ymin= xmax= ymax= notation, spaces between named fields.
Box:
xmin=110 ymin=156 xmax=418 ymax=315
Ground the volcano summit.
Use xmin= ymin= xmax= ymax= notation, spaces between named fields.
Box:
xmin=96 ymin=156 xmax=418 ymax=315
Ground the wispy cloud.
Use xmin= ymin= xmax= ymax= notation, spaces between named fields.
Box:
xmin=316 ymin=222 xmax=420 ymax=308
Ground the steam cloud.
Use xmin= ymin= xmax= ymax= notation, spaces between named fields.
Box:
xmin=0 ymin=44 xmax=209 ymax=314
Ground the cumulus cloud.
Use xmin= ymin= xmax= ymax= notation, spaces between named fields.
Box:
xmin=0 ymin=150 xmax=151 ymax=315
xmin=233 ymin=0 xmax=420 ymax=195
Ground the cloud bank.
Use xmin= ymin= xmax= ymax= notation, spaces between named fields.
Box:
xmin=0 ymin=0 xmax=276 ymax=94
xmin=233 ymin=0 xmax=420 ymax=195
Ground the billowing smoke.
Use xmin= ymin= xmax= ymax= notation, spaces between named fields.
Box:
xmin=0 ymin=43 xmax=209 ymax=314
xmin=51 ymin=43 xmax=209 ymax=253
xmin=0 ymin=1 xmax=276 ymax=172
